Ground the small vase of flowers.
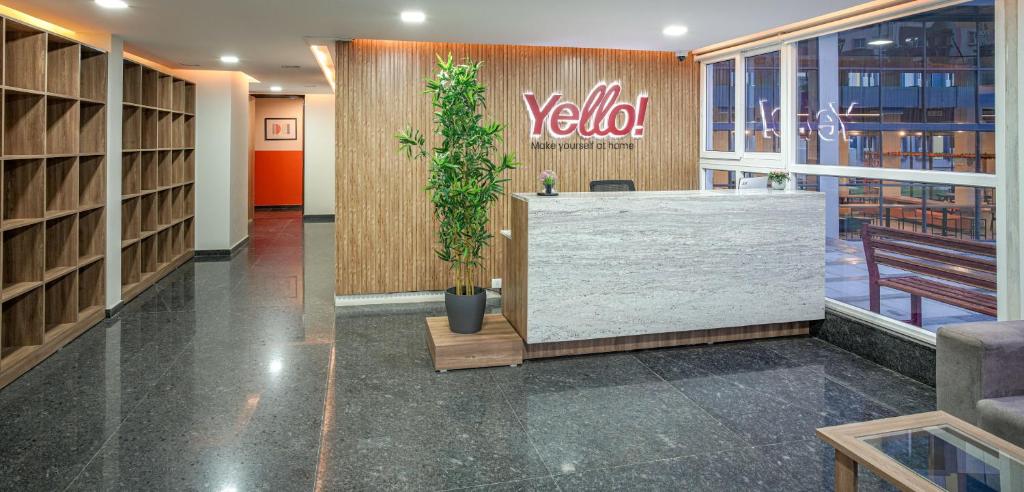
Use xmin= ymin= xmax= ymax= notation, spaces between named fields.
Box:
xmin=768 ymin=171 xmax=790 ymax=191
xmin=538 ymin=170 xmax=558 ymax=196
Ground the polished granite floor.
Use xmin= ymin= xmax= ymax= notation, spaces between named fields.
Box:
xmin=0 ymin=211 xmax=936 ymax=491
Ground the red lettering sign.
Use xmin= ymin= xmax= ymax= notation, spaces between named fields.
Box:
xmin=523 ymin=82 xmax=648 ymax=139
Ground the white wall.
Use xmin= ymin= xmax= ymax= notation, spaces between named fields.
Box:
xmin=230 ymin=73 xmax=250 ymax=247
xmin=255 ymin=98 xmax=304 ymax=151
xmin=105 ymin=36 xmax=124 ymax=309
xmin=181 ymin=70 xmax=251 ymax=251
xmin=304 ymin=93 xmax=336 ymax=216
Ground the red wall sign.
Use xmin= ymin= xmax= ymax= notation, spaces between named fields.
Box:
xmin=523 ymin=81 xmax=649 ymax=139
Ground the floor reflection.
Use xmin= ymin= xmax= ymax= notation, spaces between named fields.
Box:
xmin=0 ymin=210 xmax=938 ymax=491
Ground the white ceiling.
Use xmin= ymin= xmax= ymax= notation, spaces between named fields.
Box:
xmin=9 ymin=0 xmax=869 ymax=94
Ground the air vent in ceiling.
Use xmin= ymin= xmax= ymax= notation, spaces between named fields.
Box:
xmin=281 ymin=65 xmax=301 ymax=69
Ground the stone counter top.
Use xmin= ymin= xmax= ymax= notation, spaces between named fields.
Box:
xmin=505 ymin=188 xmax=826 ymax=344
xmin=513 ymin=189 xmax=817 ymax=202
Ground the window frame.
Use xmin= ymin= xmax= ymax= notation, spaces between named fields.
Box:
xmin=696 ymin=0 xmax=1000 ymax=344
xmin=700 ymin=46 xmax=786 ymax=167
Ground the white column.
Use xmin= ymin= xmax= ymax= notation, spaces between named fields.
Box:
xmin=818 ymin=34 xmax=842 ymax=241
xmin=179 ymin=70 xmax=251 ymax=251
xmin=304 ymin=94 xmax=336 ymax=216
xmin=105 ymin=36 xmax=124 ymax=309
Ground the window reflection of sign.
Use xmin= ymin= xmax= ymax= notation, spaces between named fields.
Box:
xmin=753 ymin=101 xmax=860 ymax=142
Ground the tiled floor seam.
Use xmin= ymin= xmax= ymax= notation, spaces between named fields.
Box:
xmin=491 ymin=369 xmax=563 ymax=485
xmin=756 ymin=340 xmax=927 ymax=415
xmin=60 ymin=338 xmax=199 ymax=491
xmin=628 ymin=352 xmax=754 ymax=448
xmin=311 ymin=345 xmax=337 ymax=492
xmin=539 ymin=442 xmax=783 ymax=485
xmin=439 ymin=474 xmax=562 ymax=491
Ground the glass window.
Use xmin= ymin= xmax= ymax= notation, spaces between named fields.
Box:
xmin=881 ymin=71 xmax=922 ymax=122
xmin=705 ymin=169 xmax=736 ymax=189
xmin=925 ymin=71 xmax=977 ymax=123
xmin=795 ymin=1 xmax=995 ymax=174
xmin=745 ymin=51 xmax=781 ymax=152
xmin=797 ymin=174 xmax=995 ymax=332
xmin=880 ymin=20 xmax=924 ymax=69
xmin=706 ymin=60 xmax=735 ymax=152
xmin=798 ymin=39 xmax=821 ymax=164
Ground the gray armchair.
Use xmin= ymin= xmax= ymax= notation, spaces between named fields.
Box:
xmin=937 ymin=321 xmax=1024 ymax=447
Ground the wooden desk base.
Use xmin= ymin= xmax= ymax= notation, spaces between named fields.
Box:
xmin=523 ymin=321 xmax=810 ymax=359
xmin=425 ymin=314 xmax=524 ymax=371
xmin=426 ymin=315 xmax=809 ymax=370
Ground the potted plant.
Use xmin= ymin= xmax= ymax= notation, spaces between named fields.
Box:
xmin=539 ymin=170 xmax=558 ymax=195
xmin=396 ymin=54 xmax=520 ymax=334
xmin=768 ymin=171 xmax=790 ymax=190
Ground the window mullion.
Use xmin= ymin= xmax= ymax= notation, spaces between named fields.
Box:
xmin=734 ymin=54 xmax=745 ymax=156
xmin=781 ymin=42 xmax=798 ymax=187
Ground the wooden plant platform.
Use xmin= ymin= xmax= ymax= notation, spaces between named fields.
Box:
xmin=425 ymin=314 xmax=524 ymax=371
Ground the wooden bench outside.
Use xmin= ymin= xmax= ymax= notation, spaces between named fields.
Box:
xmin=861 ymin=224 xmax=996 ymax=326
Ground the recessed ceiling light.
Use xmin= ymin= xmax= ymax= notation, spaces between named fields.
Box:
xmin=95 ymin=0 xmax=129 ymax=9
xmin=270 ymin=86 xmax=283 ymax=92
xmin=400 ymin=10 xmax=426 ymax=23
xmin=868 ymin=39 xmax=894 ymax=46
xmin=310 ymin=44 xmax=337 ymax=92
xmin=662 ymin=25 xmax=688 ymax=37
xmin=220 ymin=55 xmax=239 ymax=64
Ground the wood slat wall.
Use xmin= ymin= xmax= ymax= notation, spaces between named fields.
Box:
xmin=335 ymin=39 xmax=701 ymax=295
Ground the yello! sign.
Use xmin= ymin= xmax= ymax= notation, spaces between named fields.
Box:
xmin=523 ymin=82 xmax=649 ymax=139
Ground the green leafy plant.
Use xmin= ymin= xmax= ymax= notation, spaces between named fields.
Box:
xmin=396 ymin=54 xmax=520 ymax=296
xmin=768 ymin=171 xmax=790 ymax=185
xmin=539 ymin=170 xmax=557 ymax=187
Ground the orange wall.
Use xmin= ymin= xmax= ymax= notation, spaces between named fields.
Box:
xmin=255 ymin=151 xmax=304 ymax=206
xmin=253 ymin=97 xmax=304 ymax=206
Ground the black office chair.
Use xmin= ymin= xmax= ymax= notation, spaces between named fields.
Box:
xmin=589 ymin=180 xmax=636 ymax=192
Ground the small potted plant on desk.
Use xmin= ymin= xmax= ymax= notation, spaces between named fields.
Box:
xmin=768 ymin=171 xmax=790 ymax=191
xmin=539 ymin=170 xmax=558 ymax=196
xmin=395 ymin=54 xmax=520 ymax=335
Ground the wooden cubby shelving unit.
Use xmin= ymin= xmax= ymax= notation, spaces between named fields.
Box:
xmin=0 ymin=18 xmax=108 ymax=389
xmin=120 ymin=59 xmax=195 ymax=303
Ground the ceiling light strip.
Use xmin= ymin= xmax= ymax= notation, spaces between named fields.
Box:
xmin=310 ymin=44 xmax=337 ymax=93
xmin=0 ymin=5 xmax=76 ymax=38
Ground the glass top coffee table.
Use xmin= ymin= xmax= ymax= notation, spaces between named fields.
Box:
xmin=817 ymin=411 xmax=1024 ymax=492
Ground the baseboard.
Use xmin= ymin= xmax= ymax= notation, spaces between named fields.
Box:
xmin=194 ymin=236 xmax=250 ymax=262
xmin=255 ymin=205 xmax=303 ymax=211
xmin=303 ymin=214 xmax=335 ymax=223
xmin=105 ymin=300 xmax=124 ymax=318
xmin=525 ymin=321 xmax=809 ymax=359
xmin=813 ymin=308 xmax=936 ymax=387
xmin=194 ymin=249 xmax=231 ymax=260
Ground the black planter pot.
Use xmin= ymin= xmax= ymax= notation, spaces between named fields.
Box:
xmin=445 ymin=287 xmax=486 ymax=334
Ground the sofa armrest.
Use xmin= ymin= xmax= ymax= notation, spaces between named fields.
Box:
xmin=937 ymin=321 xmax=1024 ymax=425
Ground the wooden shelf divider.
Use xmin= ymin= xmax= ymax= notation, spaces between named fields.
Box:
xmin=119 ymin=59 xmax=196 ymax=303
xmin=80 ymin=46 xmax=107 ymax=102
xmin=46 ymin=35 xmax=79 ymax=98
xmin=0 ymin=19 xmax=108 ymax=390
xmin=80 ymin=102 xmax=106 ymax=154
xmin=4 ymin=91 xmax=46 ymax=156
xmin=45 ymin=157 xmax=78 ymax=215
xmin=5 ymin=21 xmax=46 ymax=92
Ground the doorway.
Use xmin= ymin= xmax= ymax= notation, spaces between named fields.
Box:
xmin=253 ymin=95 xmax=304 ymax=208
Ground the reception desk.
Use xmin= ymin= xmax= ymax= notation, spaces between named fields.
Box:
xmin=501 ymin=189 xmax=825 ymax=357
